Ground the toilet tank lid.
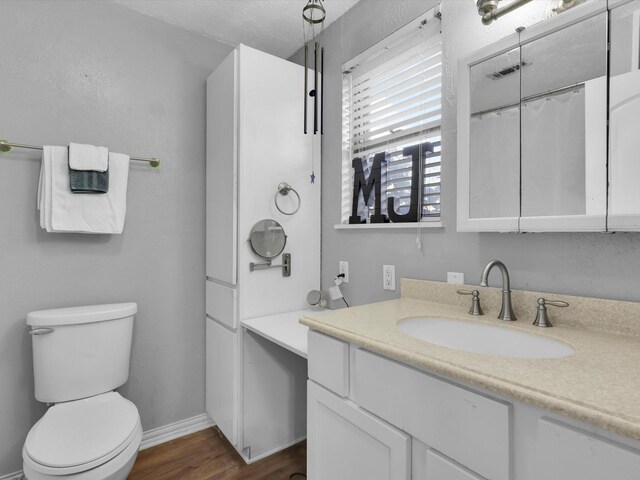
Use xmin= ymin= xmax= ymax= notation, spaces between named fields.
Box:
xmin=27 ymin=303 xmax=137 ymax=327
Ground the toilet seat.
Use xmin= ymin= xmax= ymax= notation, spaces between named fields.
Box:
xmin=22 ymin=423 xmax=142 ymax=480
xmin=23 ymin=392 xmax=140 ymax=476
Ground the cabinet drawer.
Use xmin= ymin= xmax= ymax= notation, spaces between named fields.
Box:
xmin=308 ymin=330 xmax=349 ymax=397
xmin=206 ymin=280 xmax=237 ymax=329
xmin=354 ymin=348 xmax=511 ymax=480
xmin=537 ymin=418 xmax=640 ymax=480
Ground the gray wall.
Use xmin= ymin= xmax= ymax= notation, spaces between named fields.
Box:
xmin=0 ymin=1 xmax=231 ymax=475
xmin=291 ymin=0 xmax=640 ymax=308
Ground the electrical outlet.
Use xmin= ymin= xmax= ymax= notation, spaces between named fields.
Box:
xmin=447 ymin=272 xmax=465 ymax=285
xmin=383 ymin=265 xmax=396 ymax=291
xmin=339 ymin=261 xmax=349 ymax=283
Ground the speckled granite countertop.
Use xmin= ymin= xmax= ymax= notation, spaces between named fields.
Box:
xmin=300 ymin=279 xmax=640 ymax=441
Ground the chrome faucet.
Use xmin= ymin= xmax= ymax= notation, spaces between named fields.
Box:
xmin=480 ymin=260 xmax=517 ymax=321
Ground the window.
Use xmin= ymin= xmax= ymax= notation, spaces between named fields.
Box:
xmin=341 ymin=9 xmax=442 ymax=224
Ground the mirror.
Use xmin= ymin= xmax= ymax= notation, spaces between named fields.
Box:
xmin=248 ymin=219 xmax=287 ymax=259
xmin=520 ymin=12 xmax=607 ymax=226
xmin=461 ymin=9 xmax=609 ymax=232
xmin=609 ymin=0 xmax=640 ymax=230
xmin=468 ymin=47 xmax=520 ymax=220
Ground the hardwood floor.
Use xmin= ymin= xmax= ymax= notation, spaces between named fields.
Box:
xmin=128 ymin=428 xmax=307 ymax=480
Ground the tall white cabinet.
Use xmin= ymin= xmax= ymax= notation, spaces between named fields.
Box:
xmin=206 ymin=44 xmax=320 ymax=462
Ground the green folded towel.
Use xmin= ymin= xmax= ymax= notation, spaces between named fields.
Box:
xmin=69 ymin=169 xmax=109 ymax=194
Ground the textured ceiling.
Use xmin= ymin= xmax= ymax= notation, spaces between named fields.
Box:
xmin=113 ymin=0 xmax=360 ymax=59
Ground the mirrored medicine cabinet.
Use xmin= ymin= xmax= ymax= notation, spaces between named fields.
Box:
xmin=458 ymin=0 xmax=640 ymax=232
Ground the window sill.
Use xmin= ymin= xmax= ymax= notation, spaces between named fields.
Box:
xmin=334 ymin=221 xmax=443 ymax=230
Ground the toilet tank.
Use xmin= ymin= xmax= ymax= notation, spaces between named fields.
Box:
xmin=27 ymin=303 xmax=137 ymax=403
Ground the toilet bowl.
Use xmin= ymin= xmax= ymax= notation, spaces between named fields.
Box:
xmin=23 ymin=392 xmax=142 ymax=480
xmin=23 ymin=304 xmax=141 ymax=480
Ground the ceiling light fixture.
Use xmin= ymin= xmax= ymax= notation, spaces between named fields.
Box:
xmin=475 ymin=0 xmax=582 ymax=25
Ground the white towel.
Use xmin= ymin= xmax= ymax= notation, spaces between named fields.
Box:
xmin=69 ymin=142 xmax=109 ymax=171
xmin=38 ymin=146 xmax=130 ymax=234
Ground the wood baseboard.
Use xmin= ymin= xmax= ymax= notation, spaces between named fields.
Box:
xmin=140 ymin=413 xmax=215 ymax=450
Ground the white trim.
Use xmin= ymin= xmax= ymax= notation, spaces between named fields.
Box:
xmin=519 ymin=215 xmax=607 ymax=232
xmin=519 ymin=1 xmax=607 ymax=46
xmin=0 ymin=471 xmax=23 ymax=480
xmin=632 ymin=9 xmax=640 ymax=72
xmin=140 ymin=413 xmax=215 ymax=450
xmin=342 ymin=6 xmax=440 ymax=73
xmin=609 ymin=0 xmax=635 ymax=8
xmin=243 ymin=435 xmax=307 ymax=464
xmin=334 ymin=221 xmax=443 ymax=230
xmin=456 ymin=217 xmax=520 ymax=233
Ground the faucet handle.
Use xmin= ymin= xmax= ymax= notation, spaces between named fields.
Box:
xmin=457 ymin=289 xmax=484 ymax=316
xmin=545 ymin=299 xmax=569 ymax=308
xmin=533 ymin=298 xmax=569 ymax=327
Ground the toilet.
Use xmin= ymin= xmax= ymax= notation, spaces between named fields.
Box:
xmin=22 ymin=303 xmax=142 ymax=480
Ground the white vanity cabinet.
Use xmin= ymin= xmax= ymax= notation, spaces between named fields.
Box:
xmin=307 ymin=330 xmax=640 ymax=480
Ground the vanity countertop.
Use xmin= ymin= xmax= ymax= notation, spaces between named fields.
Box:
xmin=300 ymin=279 xmax=640 ymax=441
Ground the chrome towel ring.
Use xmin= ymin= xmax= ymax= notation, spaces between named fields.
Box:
xmin=275 ymin=182 xmax=301 ymax=216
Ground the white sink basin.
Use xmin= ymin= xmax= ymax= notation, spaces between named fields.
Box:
xmin=397 ymin=317 xmax=575 ymax=358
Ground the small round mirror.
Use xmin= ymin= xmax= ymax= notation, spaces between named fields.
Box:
xmin=248 ymin=219 xmax=287 ymax=259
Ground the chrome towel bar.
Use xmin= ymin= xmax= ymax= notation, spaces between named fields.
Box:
xmin=0 ymin=139 xmax=160 ymax=167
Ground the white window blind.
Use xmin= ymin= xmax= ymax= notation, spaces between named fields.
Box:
xmin=341 ymin=9 xmax=442 ymax=223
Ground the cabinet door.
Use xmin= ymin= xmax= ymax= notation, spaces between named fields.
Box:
xmin=307 ymin=381 xmax=410 ymax=480
xmin=206 ymin=318 xmax=237 ymax=446
xmin=457 ymin=41 xmax=521 ymax=232
xmin=608 ymin=0 xmax=640 ymax=230
xmin=413 ymin=440 xmax=485 ymax=480
xmin=519 ymin=12 xmax=608 ymax=232
xmin=537 ymin=418 xmax=640 ymax=480
xmin=206 ymin=49 xmax=238 ymax=285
